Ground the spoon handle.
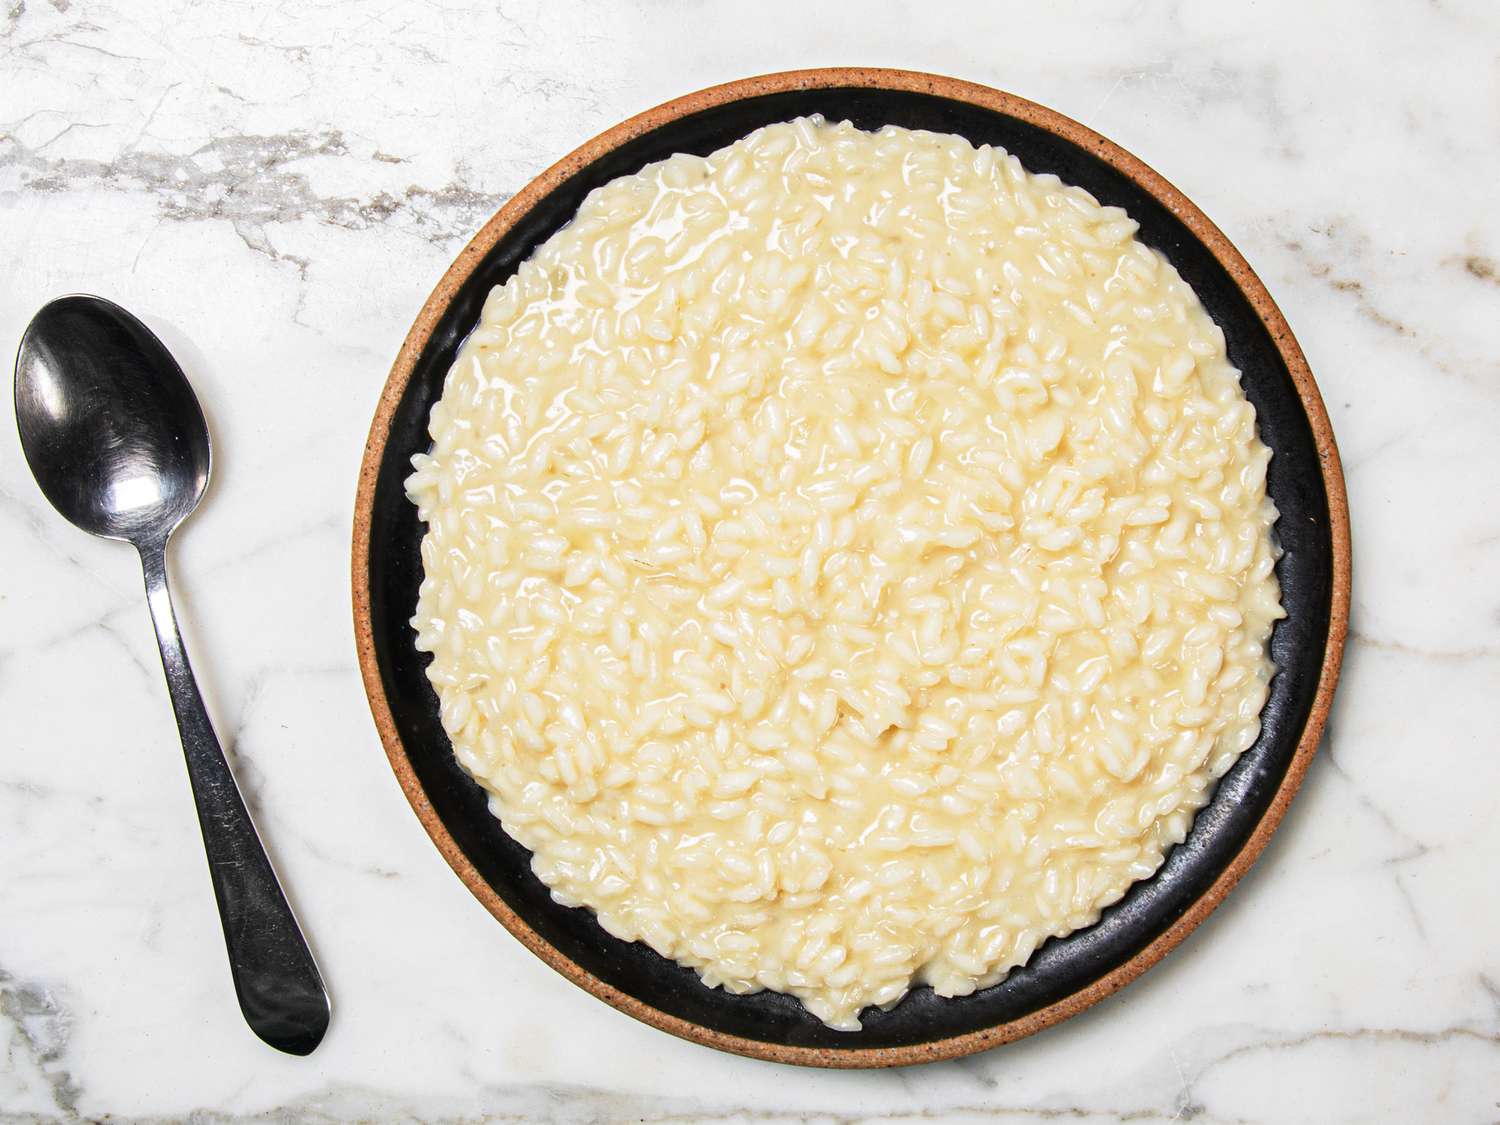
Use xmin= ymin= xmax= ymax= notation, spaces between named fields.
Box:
xmin=138 ymin=541 xmax=330 ymax=1055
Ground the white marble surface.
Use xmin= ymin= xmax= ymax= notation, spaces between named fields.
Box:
xmin=2 ymin=0 xmax=1497 ymax=1120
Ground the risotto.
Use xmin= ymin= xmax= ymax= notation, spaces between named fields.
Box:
xmin=405 ymin=118 xmax=1283 ymax=1030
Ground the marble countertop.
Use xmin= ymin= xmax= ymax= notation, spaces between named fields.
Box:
xmin=3 ymin=1 xmax=1497 ymax=1120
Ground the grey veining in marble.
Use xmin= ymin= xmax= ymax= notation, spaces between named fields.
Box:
xmin=2 ymin=0 xmax=1498 ymax=1121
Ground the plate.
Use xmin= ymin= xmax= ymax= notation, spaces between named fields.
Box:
xmin=353 ymin=68 xmax=1350 ymax=1067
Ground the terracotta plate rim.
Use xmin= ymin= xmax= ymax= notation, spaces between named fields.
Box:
xmin=352 ymin=66 xmax=1352 ymax=1068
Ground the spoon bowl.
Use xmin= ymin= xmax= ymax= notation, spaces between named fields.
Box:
xmin=15 ymin=295 xmax=210 ymax=546
xmin=14 ymin=295 xmax=329 ymax=1056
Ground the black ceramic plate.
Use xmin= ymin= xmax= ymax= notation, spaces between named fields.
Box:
xmin=354 ymin=69 xmax=1350 ymax=1067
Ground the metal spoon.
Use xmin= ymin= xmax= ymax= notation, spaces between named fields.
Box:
xmin=13 ymin=294 xmax=330 ymax=1056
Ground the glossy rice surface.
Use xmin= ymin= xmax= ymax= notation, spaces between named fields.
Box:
xmin=406 ymin=118 xmax=1283 ymax=1029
